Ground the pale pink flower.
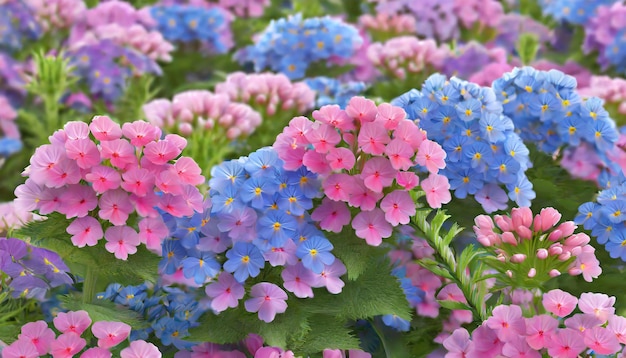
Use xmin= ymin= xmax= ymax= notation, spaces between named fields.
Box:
xmin=352 ymin=208 xmax=393 ymax=246
xmin=64 ymin=121 xmax=90 ymax=140
xmin=53 ymin=311 xmax=92 ymax=335
xmin=121 ymin=168 xmax=155 ymax=197
xmin=104 ymin=226 xmax=140 ymax=260
xmin=2 ymin=339 xmax=40 ymax=358
xmin=533 ymin=207 xmax=561 ymax=232
xmin=302 ymin=150 xmax=332 ymax=175
xmin=81 ymin=347 xmax=113 ymax=358
xmin=143 ymin=140 xmax=181 ymax=165
xmin=121 ymin=121 xmax=161 ymax=147
xmin=583 ymin=326 xmax=621 ymax=355
xmin=98 ymin=189 xmax=134 ymax=225
xmin=130 ymin=192 xmax=160 ymax=218
xmin=84 ymin=165 xmax=122 ymax=193
xmin=205 ymin=272 xmax=245 ymax=312
xmin=345 ymin=96 xmax=377 ymax=123
xmin=486 ymin=305 xmax=526 ymax=343
xmin=120 ymin=340 xmax=161 ymax=358
xmin=525 ymin=314 xmax=559 ymax=350
xmin=542 ymin=289 xmax=578 ymax=317
xmin=305 ymin=122 xmax=341 ymax=154
xmin=442 ymin=328 xmax=473 ymax=358
xmin=170 ymin=157 xmax=205 ymax=185
xmin=361 ymin=157 xmax=395 ymax=193
xmin=58 ymin=185 xmax=98 ymax=218
xmin=281 ymin=262 xmax=317 ymax=298
xmin=312 ymin=105 xmax=355 ymax=131
xmin=138 ymin=217 xmax=169 ymax=252
xmin=312 ymin=259 xmax=346 ymax=294
xmin=65 ymin=139 xmax=101 ymax=169
xmin=471 ymin=324 xmax=503 ymax=356
xmin=569 ymin=252 xmax=601 ymax=282
xmin=546 ymin=328 xmax=586 ymax=358
xmin=92 ymin=321 xmax=131 ymax=349
xmin=244 ymin=283 xmax=288 ymax=323
xmin=89 ymin=116 xmax=122 ymax=141
xmin=420 ymin=173 xmax=452 ymax=208
xmin=380 ymin=190 xmax=415 ymax=226
xmin=50 ymin=333 xmax=87 ymax=358
xmin=346 ymin=179 xmax=383 ymax=211
xmin=99 ymin=139 xmax=137 ymax=169
xmin=326 ymin=147 xmax=356 ymax=171
xmin=311 ymin=198 xmax=351 ymax=233
xmin=393 ymin=120 xmax=424 ymax=150
xmin=67 ymin=216 xmax=104 ymax=247
xmin=376 ymin=102 xmax=405 ymax=130
xmin=18 ymin=320 xmax=56 ymax=355
xmin=564 ymin=314 xmax=603 ymax=333
xmin=358 ymin=122 xmax=390 ymax=155
xmin=384 ymin=139 xmax=414 ymax=170
xmin=395 ymin=171 xmax=419 ymax=190
xmin=415 ymin=140 xmax=446 ymax=173
xmin=323 ymin=174 xmax=353 ymax=202
xmin=578 ymin=292 xmax=616 ymax=322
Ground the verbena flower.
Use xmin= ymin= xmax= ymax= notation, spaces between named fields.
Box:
xmin=393 ymin=74 xmax=534 ymax=212
xmin=14 ymin=117 xmax=205 ymax=260
xmin=475 ymin=206 xmax=601 ymax=286
xmin=241 ymin=13 xmax=362 ymax=80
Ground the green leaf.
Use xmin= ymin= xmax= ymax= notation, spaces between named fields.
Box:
xmin=186 ymin=308 xmax=255 ymax=344
xmin=296 ymin=315 xmax=360 ymax=354
xmin=0 ymin=324 xmax=20 ymax=344
xmin=60 ymin=294 xmax=148 ymax=328
xmin=437 ymin=300 xmax=473 ymax=312
xmin=327 ymin=230 xmax=384 ymax=281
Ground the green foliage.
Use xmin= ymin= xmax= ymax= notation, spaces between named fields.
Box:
xmin=60 ymin=293 xmax=149 ymax=328
xmin=516 ymin=33 xmax=540 ymax=65
xmin=115 ymin=75 xmax=160 ymax=123
xmin=327 ymin=230 xmax=383 ymax=281
xmin=0 ymin=324 xmax=20 ymax=344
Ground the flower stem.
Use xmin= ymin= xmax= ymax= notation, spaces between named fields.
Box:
xmin=82 ymin=265 xmax=98 ymax=304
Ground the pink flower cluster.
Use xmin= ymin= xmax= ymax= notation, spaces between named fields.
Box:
xmin=0 ymin=95 xmax=19 ymax=140
xmin=583 ymin=2 xmax=626 ymax=70
xmin=143 ymin=90 xmax=261 ymax=140
xmin=444 ymin=290 xmax=626 ymax=358
xmin=217 ymin=0 xmax=270 ymax=18
xmin=366 ymin=37 xmax=449 ymax=80
xmin=453 ymin=0 xmax=503 ymax=30
xmin=579 ymin=76 xmax=626 ymax=117
xmin=0 ymin=201 xmax=38 ymax=233
xmin=473 ymin=207 xmax=601 ymax=284
xmin=14 ymin=116 xmax=205 ymax=259
xmin=24 ymin=0 xmax=86 ymax=31
xmin=274 ymin=97 xmax=451 ymax=246
xmin=1 ymin=310 xmax=162 ymax=358
xmin=358 ymin=13 xmax=416 ymax=38
xmin=68 ymin=0 xmax=173 ymax=62
xmin=215 ymin=72 xmax=315 ymax=117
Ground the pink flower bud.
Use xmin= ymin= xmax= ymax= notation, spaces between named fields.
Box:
xmin=497 ymin=253 xmax=507 ymax=262
xmin=547 ymin=229 xmax=563 ymax=242
xmin=516 ymin=226 xmax=533 ymax=240
xmin=501 ymin=231 xmax=518 ymax=246
xmin=474 ymin=215 xmax=494 ymax=231
xmin=506 ymin=270 xmax=513 ymax=278
xmin=555 ymin=221 xmax=576 ymax=237
xmin=549 ymin=269 xmax=561 ymax=277
xmin=533 ymin=207 xmax=561 ymax=232
xmin=510 ymin=254 xmax=526 ymax=263
xmin=564 ymin=233 xmax=590 ymax=247
xmin=528 ymin=268 xmax=537 ymax=278
xmin=511 ymin=207 xmax=533 ymax=229
xmin=558 ymin=251 xmax=571 ymax=261
xmin=494 ymin=215 xmax=512 ymax=231
xmin=570 ymin=246 xmax=582 ymax=256
xmin=536 ymin=248 xmax=548 ymax=259
xmin=548 ymin=244 xmax=563 ymax=256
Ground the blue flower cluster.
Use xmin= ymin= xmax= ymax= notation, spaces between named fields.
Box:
xmin=0 ymin=0 xmax=40 ymax=52
xmin=539 ymin=0 xmax=615 ymax=25
xmin=305 ymin=76 xmax=366 ymax=109
xmin=98 ymin=283 xmax=205 ymax=350
xmin=150 ymin=5 xmax=228 ymax=53
xmin=0 ymin=138 xmax=21 ymax=158
xmin=393 ymin=74 xmax=535 ymax=213
xmin=493 ymin=67 xmax=619 ymax=171
xmin=68 ymin=40 xmax=161 ymax=102
xmin=606 ymin=28 xmax=626 ymax=74
xmin=159 ymin=147 xmax=341 ymax=292
xmin=242 ymin=14 xmax=362 ymax=79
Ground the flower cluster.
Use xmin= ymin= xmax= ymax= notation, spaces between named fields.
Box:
xmin=150 ymin=5 xmax=231 ymax=53
xmin=492 ymin=13 xmax=553 ymax=54
xmin=274 ymin=97 xmax=451 ymax=246
xmin=474 ymin=206 xmax=601 ymax=285
xmin=0 ymin=0 xmax=41 ymax=52
xmin=539 ymin=0 xmax=616 ymax=25
xmin=0 ymin=237 xmax=72 ymax=299
xmin=358 ymin=13 xmax=416 ymax=41
xmin=242 ymin=14 xmax=363 ymax=79
xmin=393 ymin=74 xmax=534 ymax=212
xmin=583 ymin=2 xmax=626 ymax=72
xmin=0 ymin=95 xmax=21 ymax=159
xmin=444 ymin=290 xmax=626 ymax=357
xmin=367 ymin=36 xmax=449 ymax=81
xmin=493 ymin=67 xmax=619 ymax=174
xmin=579 ymin=76 xmax=626 ymax=122
xmin=1 ymin=310 xmax=163 ymax=357
xmin=14 ymin=116 xmax=205 ymax=260
xmin=217 ymin=0 xmax=270 ymax=18
xmin=0 ymin=202 xmax=36 ymax=233
xmin=305 ymin=77 xmax=367 ymax=109
xmin=24 ymin=0 xmax=86 ymax=31
xmin=442 ymin=41 xmax=508 ymax=81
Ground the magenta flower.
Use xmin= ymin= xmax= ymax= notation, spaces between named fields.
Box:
xmin=121 ymin=168 xmax=156 ymax=197
xmin=313 ymin=259 xmax=346 ymax=294
xmin=415 ymin=140 xmax=446 ymax=174
xmin=311 ymin=198 xmax=351 ymax=233
xmin=360 ymin=157 xmax=395 ymax=193
xmin=2 ymin=339 xmax=40 ymax=358
xmin=542 ymin=289 xmax=578 ymax=317
xmin=546 ymin=328 xmax=586 ymax=358
xmin=525 ymin=314 xmax=558 ymax=350
xmin=281 ymin=262 xmax=317 ymax=298
xmin=205 ymin=272 xmax=245 ymax=313
xmin=98 ymin=189 xmax=134 ymax=226
xmin=84 ymin=166 xmax=121 ymax=193
xmin=18 ymin=320 xmax=55 ymax=356
xmin=442 ymin=328 xmax=473 ymax=358
xmin=89 ymin=115 xmax=122 ymax=141
xmin=420 ymin=173 xmax=452 ymax=208
xmin=485 ymin=305 xmax=526 ymax=342
xmin=50 ymin=333 xmax=87 ymax=358
xmin=244 ymin=283 xmax=288 ymax=323
xmin=352 ymin=209 xmax=392 ymax=246
xmin=380 ymin=190 xmax=415 ymax=226
xmin=104 ymin=226 xmax=140 ymax=260
xmin=66 ymin=216 xmax=104 ymax=248
xmin=120 ymin=340 xmax=162 ymax=358
xmin=53 ymin=311 xmax=92 ymax=335
xmin=92 ymin=321 xmax=131 ymax=349
xmin=58 ymin=185 xmax=98 ymax=219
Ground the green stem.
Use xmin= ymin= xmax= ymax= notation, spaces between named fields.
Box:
xmin=370 ymin=319 xmax=392 ymax=358
xmin=83 ymin=265 xmax=98 ymax=304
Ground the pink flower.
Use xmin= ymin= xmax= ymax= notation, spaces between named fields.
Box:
xmin=352 ymin=208 xmax=393 ymax=246
xmin=583 ymin=326 xmax=621 ymax=355
xmin=502 ymin=338 xmax=541 ymax=358
xmin=67 ymin=216 xmax=104 ymax=248
xmin=578 ymin=292 xmax=616 ymax=322
xmin=53 ymin=311 xmax=92 ymax=335
xmin=358 ymin=122 xmax=390 ymax=155
xmin=64 ymin=122 xmax=90 ymax=141
xmin=143 ymin=140 xmax=181 ymax=165
xmin=121 ymin=121 xmax=160 ymax=147
xmin=313 ymin=259 xmax=346 ymax=294
xmin=47 ymin=159 xmax=82 ymax=188
xmin=50 ymin=333 xmax=87 ymax=358
xmin=305 ymin=122 xmax=341 ymax=154
xmin=395 ymin=171 xmax=419 ymax=190
xmin=393 ymin=120 xmax=424 ymax=150
xmin=346 ymin=179 xmax=383 ymax=211
xmin=18 ymin=320 xmax=56 ymax=355
xmin=81 ymin=347 xmax=113 ymax=358
xmin=345 ymin=96 xmax=377 ymax=123
xmin=312 ymin=105 xmax=354 ymax=131
xmin=29 ymin=144 xmax=66 ymax=185
xmin=14 ymin=179 xmax=45 ymax=212
xmin=120 ymin=340 xmax=162 ymax=358
xmin=569 ymin=252 xmax=601 ymax=282
xmin=254 ymin=347 xmax=295 ymax=358
xmin=281 ymin=262 xmax=317 ymax=298
xmin=92 ymin=321 xmax=131 ymax=349
xmin=326 ymin=147 xmax=356 ymax=171
xmin=138 ymin=217 xmax=169 ymax=253
xmin=171 ymin=157 xmax=205 ymax=185
xmin=244 ymin=283 xmax=288 ymax=323
xmin=84 ymin=166 xmax=122 ymax=193
xmin=470 ymin=324 xmax=503 ymax=356
xmin=485 ymin=305 xmax=526 ymax=342
xmin=415 ymin=140 xmax=446 ymax=173
xmin=323 ymin=174 xmax=353 ymax=202
xmin=99 ymin=139 xmax=137 ymax=169
xmin=302 ymin=150 xmax=331 ymax=175
xmin=2 ymin=339 xmax=40 ymax=358
xmin=533 ymin=207 xmax=562 ymax=232
xmin=58 ymin=185 xmax=98 ymax=218
xmin=65 ymin=139 xmax=101 ymax=169
xmin=542 ymin=289 xmax=578 ymax=317
xmin=158 ymin=193 xmax=194 ymax=217
xmin=608 ymin=315 xmax=626 ymax=344
xmin=376 ymin=102 xmax=405 ymax=130
xmin=155 ymin=171 xmax=183 ymax=196
xmin=121 ymin=168 xmax=155 ymax=197
xmin=89 ymin=116 xmax=122 ymax=141
xmin=420 ymin=173 xmax=451 ymax=208
xmin=442 ymin=328 xmax=473 ymax=358
xmin=525 ymin=314 xmax=558 ymax=350
xmin=361 ymin=157 xmax=395 ymax=193
xmin=98 ymin=189 xmax=134 ymax=226
xmin=546 ymin=328 xmax=586 ymax=358
xmin=205 ymin=272 xmax=245 ymax=312
xmin=380 ymin=190 xmax=415 ymax=226
xmin=384 ymin=139 xmax=414 ymax=170
xmin=104 ymin=226 xmax=140 ymax=260
xmin=311 ymin=198 xmax=351 ymax=233
xmin=130 ymin=192 xmax=160 ymax=218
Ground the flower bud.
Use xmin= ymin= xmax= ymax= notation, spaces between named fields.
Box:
xmin=536 ymin=248 xmax=548 ymax=260
xmin=510 ymin=254 xmax=527 ymax=263
xmin=527 ymin=268 xmax=537 ymax=278
xmin=549 ymin=269 xmax=561 ymax=277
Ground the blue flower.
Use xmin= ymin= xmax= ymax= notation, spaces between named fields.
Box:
xmin=305 ymin=77 xmax=366 ymax=109
xmin=181 ymin=251 xmax=221 ymax=284
xmin=257 ymin=211 xmax=298 ymax=246
xmin=159 ymin=239 xmax=188 ymax=275
xmin=382 ymin=314 xmax=410 ymax=332
xmin=296 ymin=236 xmax=334 ymax=274
xmin=223 ymin=242 xmax=264 ymax=282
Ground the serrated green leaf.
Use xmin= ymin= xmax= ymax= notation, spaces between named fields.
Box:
xmin=0 ymin=324 xmax=20 ymax=344
xmin=60 ymin=294 xmax=148 ymax=328
xmin=327 ymin=230 xmax=384 ymax=281
xmin=417 ymin=259 xmax=453 ymax=280
xmin=186 ymin=308 xmax=255 ymax=344
xmin=296 ymin=315 xmax=360 ymax=355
